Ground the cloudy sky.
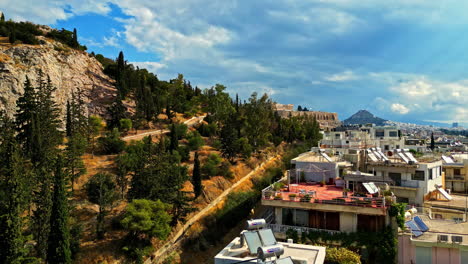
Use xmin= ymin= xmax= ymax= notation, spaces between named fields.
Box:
xmin=2 ymin=1 xmax=468 ymax=126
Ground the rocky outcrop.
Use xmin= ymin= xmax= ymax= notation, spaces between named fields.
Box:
xmin=0 ymin=37 xmax=116 ymax=120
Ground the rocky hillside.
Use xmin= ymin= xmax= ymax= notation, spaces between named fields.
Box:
xmin=0 ymin=36 xmax=116 ymax=119
xmin=343 ymin=110 xmax=387 ymax=125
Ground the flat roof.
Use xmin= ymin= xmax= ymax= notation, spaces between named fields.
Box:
xmin=407 ymin=214 xmax=468 ymax=246
xmin=214 ymin=237 xmax=325 ymax=264
xmin=264 ymin=183 xmax=386 ymax=209
xmin=292 ymin=152 xmax=351 ymax=166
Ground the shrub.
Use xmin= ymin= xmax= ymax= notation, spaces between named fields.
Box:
xmin=197 ymin=122 xmax=217 ymax=137
xmin=187 ymin=131 xmax=204 ymax=150
xmin=121 ymin=199 xmax=171 ymax=240
xmin=177 ymin=146 xmax=190 ymax=162
xmin=174 ymin=123 xmax=188 ymax=139
xmin=98 ymin=128 xmax=126 ymax=154
xmin=119 ymin=118 xmax=132 ymax=133
xmin=201 ymin=153 xmax=222 ymax=178
xmin=325 ymin=247 xmax=361 ymax=264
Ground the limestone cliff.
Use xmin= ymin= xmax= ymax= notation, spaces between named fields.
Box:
xmin=0 ymin=36 xmax=116 ymax=119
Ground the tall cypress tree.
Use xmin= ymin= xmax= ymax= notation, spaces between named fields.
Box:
xmin=66 ymin=100 xmax=72 ymax=137
xmin=1 ymin=12 xmax=5 ymax=22
xmin=0 ymin=114 xmax=29 ymax=263
xmin=72 ymin=28 xmax=79 ymax=48
xmin=430 ymin=133 xmax=435 ymax=151
xmin=15 ymin=76 xmax=37 ymax=156
xmin=47 ymin=156 xmax=71 ymax=264
xmin=169 ymin=124 xmax=178 ymax=153
xmin=192 ymin=152 xmax=202 ymax=198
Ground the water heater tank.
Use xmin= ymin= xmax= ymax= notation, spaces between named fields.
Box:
xmin=247 ymin=219 xmax=266 ymax=230
xmin=257 ymin=245 xmax=284 ymax=260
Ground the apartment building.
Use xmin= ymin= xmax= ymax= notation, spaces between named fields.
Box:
xmin=364 ymin=149 xmax=444 ymax=205
xmin=443 ymin=155 xmax=468 ymax=193
xmin=399 ymin=209 xmax=468 ymax=264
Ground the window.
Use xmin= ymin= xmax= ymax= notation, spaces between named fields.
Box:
xmin=375 ymin=131 xmax=384 ymax=137
xmin=389 ymin=172 xmax=402 ymax=186
xmin=389 ymin=131 xmax=398 ymax=137
xmin=455 ymin=169 xmax=461 ymax=176
xmin=396 ymin=145 xmax=400 ymax=149
xmin=429 ymin=169 xmax=433 ymax=180
xmin=413 ymin=171 xmax=425 ymax=181
xmin=384 ymin=145 xmax=389 ymax=150
xmin=335 ymin=133 xmax=340 ymax=139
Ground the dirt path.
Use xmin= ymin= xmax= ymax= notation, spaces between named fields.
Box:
xmin=147 ymin=154 xmax=281 ymax=263
xmin=122 ymin=115 xmax=206 ymax=142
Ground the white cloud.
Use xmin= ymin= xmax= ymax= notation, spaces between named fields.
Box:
xmin=0 ymin=0 xmax=111 ymax=24
xmin=325 ymin=70 xmax=359 ymax=82
xmin=391 ymin=103 xmax=410 ymax=114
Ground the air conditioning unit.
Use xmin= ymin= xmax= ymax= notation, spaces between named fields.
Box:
xmin=452 ymin=236 xmax=463 ymax=243
xmin=438 ymin=235 xmax=449 ymax=242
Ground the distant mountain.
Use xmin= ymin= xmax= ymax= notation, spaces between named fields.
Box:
xmin=343 ymin=110 xmax=387 ymax=126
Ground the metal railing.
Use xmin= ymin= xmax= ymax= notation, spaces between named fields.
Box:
xmin=262 ymin=189 xmax=388 ymax=208
xmin=267 ymin=223 xmax=340 ymax=235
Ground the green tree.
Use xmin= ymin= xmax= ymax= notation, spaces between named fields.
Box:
xmin=192 ymin=152 xmax=202 ymax=198
xmin=187 ymin=131 xmax=204 ymax=151
xmin=98 ymin=128 xmax=126 ymax=154
xmin=65 ymin=133 xmax=87 ymax=192
xmin=0 ymin=114 xmax=30 ymax=263
xmin=121 ymin=199 xmax=171 ymax=240
xmin=244 ymin=93 xmax=273 ymax=151
xmin=71 ymin=28 xmax=78 ymax=48
xmin=47 ymin=156 xmax=71 ymax=264
xmin=220 ymin=113 xmax=239 ymax=162
xmin=169 ymin=123 xmax=178 ymax=153
xmin=1 ymin=12 xmax=5 ymax=22
xmin=86 ymin=173 xmax=118 ymax=239
xmin=119 ymin=118 xmax=132 ymax=133
xmin=430 ymin=132 xmax=435 ymax=151
xmin=88 ymin=115 xmax=103 ymax=154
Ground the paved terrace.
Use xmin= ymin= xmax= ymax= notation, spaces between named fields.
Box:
xmin=262 ymin=183 xmax=387 ymax=209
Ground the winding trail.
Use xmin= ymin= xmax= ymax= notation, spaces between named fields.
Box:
xmin=147 ymin=153 xmax=281 ymax=263
xmin=123 ymin=115 xmax=206 ymax=142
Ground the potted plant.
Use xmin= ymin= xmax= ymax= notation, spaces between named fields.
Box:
xmin=343 ymin=188 xmax=350 ymax=197
xmin=300 ymin=194 xmax=311 ymax=202
xmin=288 ymin=193 xmax=297 ymax=201
xmin=319 ymin=180 xmax=326 ymax=187
xmin=274 ymin=195 xmax=283 ymax=200
xmin=264 ymin=193 xmax=272 ymax=199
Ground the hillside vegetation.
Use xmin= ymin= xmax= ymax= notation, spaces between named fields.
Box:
xmin=0 ymin=13 xmax=323 ymax=264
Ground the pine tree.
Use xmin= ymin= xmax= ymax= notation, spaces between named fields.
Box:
xmin=192 ymin=152 xmax=202 ymax=198
xmin=220 ymin=113 xmax=239 ymax=162
xmin=1 ymin=12 xmax=5 ymax=22
xmin=86 ymin=173 xmax=117 ymax=239
xmin=47 ymin=156 xmax=71 ymax=264
xmin=15 ymin=76 xmax=37 ymax=156
xmin=107 ymin=93 xmax=126 ymax=129
xmin=0 ymin=115 xmax=29 ymax=263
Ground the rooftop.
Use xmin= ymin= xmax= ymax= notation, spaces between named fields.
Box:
xmin=262 ymin=182 xmax=387 ymax=209
xmin=406 ymin=214 xmax=468 ymax=247
xmin=292 ymin=151 xmax=351 ymax=165
xmin=214 ymin=237 xmax=326 ymax=264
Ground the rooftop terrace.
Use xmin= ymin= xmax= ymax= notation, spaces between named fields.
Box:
xmin=262 ymin=182 xmax=388 ymax=209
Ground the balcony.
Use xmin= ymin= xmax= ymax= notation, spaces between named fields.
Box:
xmin=267 ymin=223 xmax=340 ymax=236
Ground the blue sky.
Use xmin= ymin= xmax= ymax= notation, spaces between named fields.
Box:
xmin=2 ymin=1 xmax=467 ymax=127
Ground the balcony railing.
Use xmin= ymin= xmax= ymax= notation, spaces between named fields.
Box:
xmin=267 ymin=223 xmax=340 ymax=235
xmin=262 ymin=191 xmax=388 ymax=208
